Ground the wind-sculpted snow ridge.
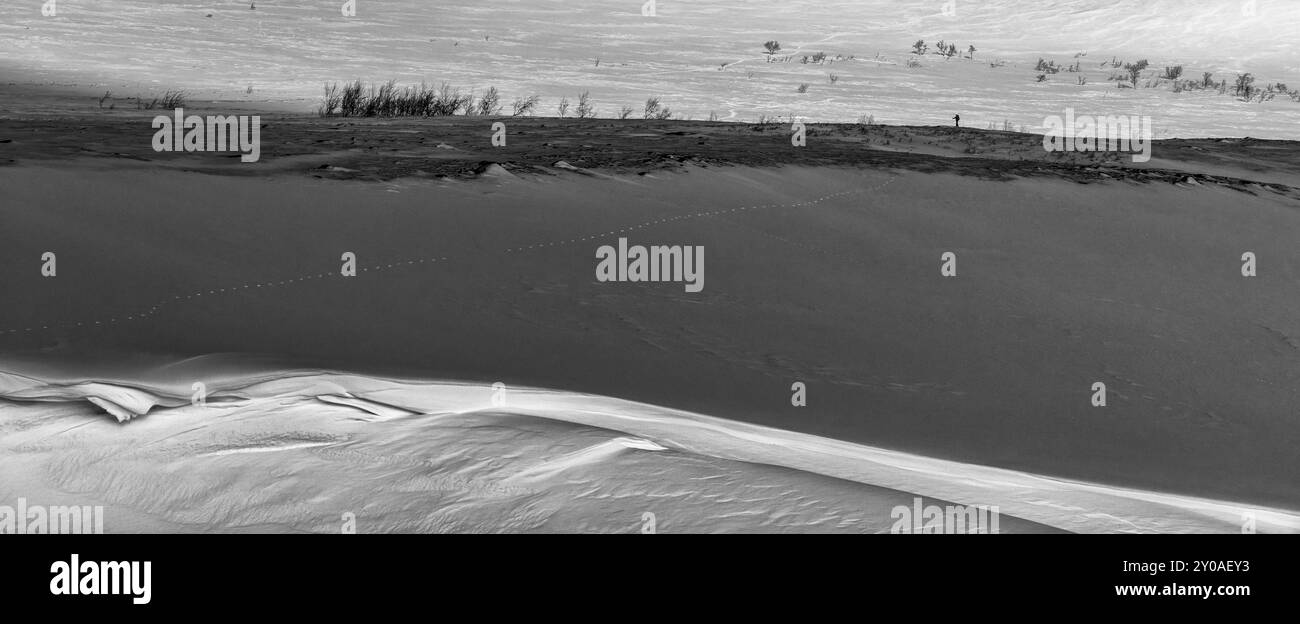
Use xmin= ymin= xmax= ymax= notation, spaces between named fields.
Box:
xmin=1 ymin=365 xmax=1296 ymax=533
xmin=0 ymin=370 xmax=188 ymax=422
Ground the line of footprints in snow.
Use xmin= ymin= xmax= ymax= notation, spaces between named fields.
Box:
xmin=15 ymin=172 xmax=1264 ymax=409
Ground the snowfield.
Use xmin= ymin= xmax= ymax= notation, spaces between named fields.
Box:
xmin=3 ymin=361 xmax=1297 ymax=533
xmin=2 ymin=1 xmax=1299 ymax=535
xmin=1 ymin=0 xmax=1297 ymax=137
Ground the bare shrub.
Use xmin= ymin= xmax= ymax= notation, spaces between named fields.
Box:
xmin=643 ymin=97 xmax=671 ymax=119
xmin=475 ymin=86 xmax=502 ymax=116
xmin=511 ymin=94 xmax=540 ymax=116
xmin=575 ymin=91 xmax=595 ymax=118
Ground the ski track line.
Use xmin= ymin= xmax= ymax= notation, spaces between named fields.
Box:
xmin=3 ymin=175 xmax=897 ymax=337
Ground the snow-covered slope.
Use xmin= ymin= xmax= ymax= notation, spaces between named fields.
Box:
xmin=2 ymin=364 xmax=1295 ymax=533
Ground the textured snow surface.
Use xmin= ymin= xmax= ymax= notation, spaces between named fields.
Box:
xmin=2 ymin=365 xmax=1295 ymax=533
xmin=1 ymin=0 xmax=1297 ymax=137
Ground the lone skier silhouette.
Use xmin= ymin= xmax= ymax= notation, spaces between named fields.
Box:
xmin=953 ymin=114 xmax=960 ymax=128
